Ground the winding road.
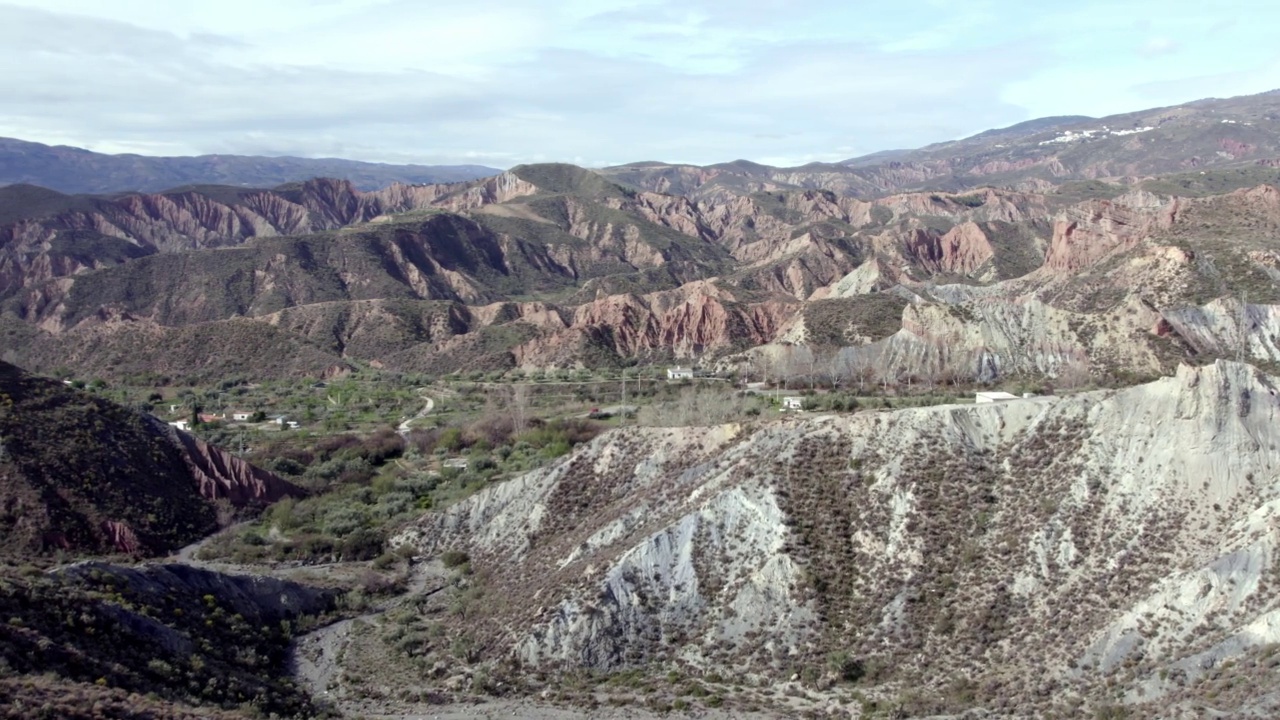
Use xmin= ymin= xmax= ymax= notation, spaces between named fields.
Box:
xmin=396 ymin=393 xmax=435 ymax=437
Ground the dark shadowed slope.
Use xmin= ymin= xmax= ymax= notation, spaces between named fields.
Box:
xmin=0 ymin=361 xmax=303 ymax=557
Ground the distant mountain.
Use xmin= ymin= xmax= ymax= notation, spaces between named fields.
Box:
xmin=0 ymin=137 xmax=500 ymax=194
xmin=601 ymin=90 xmax=1280 ymax=200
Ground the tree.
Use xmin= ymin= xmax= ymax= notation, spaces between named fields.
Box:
xmin=1056 ymin=350 xmax=1093 ymax=391
xmin=510 ymin=384 xmax=530 ymax=436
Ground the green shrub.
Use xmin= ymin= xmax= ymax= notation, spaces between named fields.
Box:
xmin=827 ymin=651 xmax=864 ymax=682
xmin=441 ymin=550 xmax=470 ymax=568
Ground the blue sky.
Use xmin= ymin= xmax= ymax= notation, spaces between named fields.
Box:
xmin=2 ymin=0 xmax=1279 ymax=167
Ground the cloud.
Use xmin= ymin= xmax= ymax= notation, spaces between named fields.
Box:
xmin=1140 ymin=37 xmax=1180 ymax=56
xmin=4 ymin=0 xmax=1278 ymax=168
xmin=0 ymin=1 xmax=1054 ymax=166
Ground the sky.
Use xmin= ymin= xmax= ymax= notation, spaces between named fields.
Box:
xmin=3 ymin=0 xmax=1280 ymax=168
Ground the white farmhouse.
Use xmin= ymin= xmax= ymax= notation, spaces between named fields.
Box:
xmin=667 ymin=366 xmax=694 ymax=381
xmin=169 ymin=419 xmax=190 ymax=431
xmin=782 ymin=396 xmax=804 ymax=411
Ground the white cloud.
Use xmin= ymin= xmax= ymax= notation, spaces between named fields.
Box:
xmin=1 ymin=0 xmax=1279 ymax=168
xmin=1140 ymin=37 xmax=1180 ymax=56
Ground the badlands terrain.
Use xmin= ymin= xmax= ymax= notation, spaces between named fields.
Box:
xmin=4 ymin=92 xmax=1280 ymax=385
xmin=7 ymin=90 xmax=1280 ymax=718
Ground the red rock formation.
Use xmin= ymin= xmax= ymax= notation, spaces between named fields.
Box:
xmin=102 ymin=520 xmax=143 ymax=554
xmin=902 ymin=222 xmax=995 ymax=276
xmin=172 ymin=430 xmax=304 ymax=506
xmin=508 ymin=281 xmax=797 ymax=366
xmin=1042 ymin=192 xmax=1179 ymax=272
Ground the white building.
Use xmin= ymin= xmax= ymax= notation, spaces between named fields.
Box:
xmin=667 ymin=366 xmax=694 ymax=380
xmin=231 ymin=411 xmax=253 ymax=422
xmin=975 ymin=391 xmax=1019 ymax=403
xmin=169 ymin=419 xmax=190 ymax=431
xmin=782 ymin=396 xmax=804 ymax=411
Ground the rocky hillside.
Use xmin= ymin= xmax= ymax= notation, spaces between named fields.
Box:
xmin=382 ymin=360 xmax=1280 ymax=717
xmin=0 ymin=136 xmax=498 ymax=194
xmin=0 ymin=360 xmax=301 ymax=556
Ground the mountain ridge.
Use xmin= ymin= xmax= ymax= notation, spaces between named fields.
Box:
xmin=0 ymin=136 xmax=500 ymax=194
xmin=8 ymin=163 xmax=1280 ymax=383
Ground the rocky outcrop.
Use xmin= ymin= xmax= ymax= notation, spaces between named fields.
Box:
xmin=811 ymin=258 xmax=899 ymax=298
xmin=1160 ymin=298 xmax=1280 ymax=363
xmin=170 ymin=426 xmax=303 ymax=506
xmin=506 ymin=282 xmax=797 ymax=367
xmin=1043 ymin=191 xmax=1178 ymax=272
xmin=425 ymin=171 xmax=540 ymax=211
xmin=902 ymin=222 xmax=995 ymax=276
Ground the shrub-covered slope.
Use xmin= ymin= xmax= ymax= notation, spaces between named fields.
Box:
xmin=390 ymin=361 xmax=1280 ymax=717
xmin=0 ymin=561 xmax=337 ymax=718
xmin=0 ymin=361 xmax=301 ymax=557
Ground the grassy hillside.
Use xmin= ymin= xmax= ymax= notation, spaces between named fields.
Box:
xmin=2 ymin=317 xmax=345 ymax=386
xmin=802 ymin=295 xmax=909 ymax=345
xmin=0 ymin=184 xmax=106 ymax=225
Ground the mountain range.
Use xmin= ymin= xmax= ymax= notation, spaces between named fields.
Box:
xmin=5 ymin=91 xmax=1280 ymax=388
xmin=0 ymin=137 xmax=499 ymax=194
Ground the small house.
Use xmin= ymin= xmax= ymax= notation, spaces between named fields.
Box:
xmin=667 ymin=366 xmax=694 ymax=381
xmin=198 ymin=413 xmax=225 ymax=423
xmin=271 ymin=415 xmax=288 ymax=425
xmin=231 ymin=411 xmax=253 ymax=422
xmin=782 ymin=396 xmax=804 ymax=411
xmin=169 ymin=419 xmax=190 ymax=431
xmin=975 ymin=391 xmax=1019 ymax=404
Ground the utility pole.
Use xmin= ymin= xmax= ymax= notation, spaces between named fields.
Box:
xmin=621 ymin=367 xmax=627 ymax=424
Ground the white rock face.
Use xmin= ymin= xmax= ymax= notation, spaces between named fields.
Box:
xmin=1163 ymin=298 xmax=1280 ymax=364
xmin=396 ymin=361 xmax=1280 ymax=714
